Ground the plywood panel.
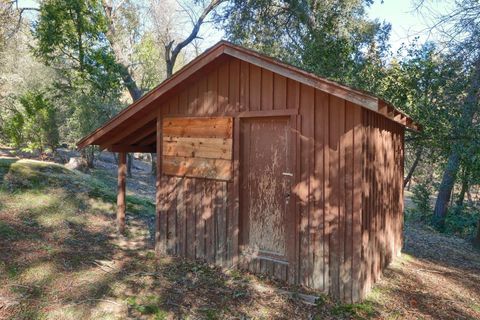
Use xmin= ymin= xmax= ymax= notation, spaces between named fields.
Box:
xmin=241 ymin=117 xmax=291 ymax=259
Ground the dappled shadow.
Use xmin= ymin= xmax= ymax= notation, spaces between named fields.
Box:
xmin=375 ymin=256 xmax=480 ymax=320
xmin=0 ymin=158 xmax=319 ymax=319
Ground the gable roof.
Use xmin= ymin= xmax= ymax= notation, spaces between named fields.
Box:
xmin=77 ymin=40 xmax=419 ymax=150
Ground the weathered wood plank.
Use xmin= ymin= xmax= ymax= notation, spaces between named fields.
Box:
xmin=205 ymin=180 xmax=215 ymax=263
xmin=323 ymin=96 xmax=331 ymax=293
xmin=287 ymin=78 xmax=299 ymax=110
xmin=261 ymin=69 xmax=273 ymax=110
xmin=214 ymin=182 xmax=227 ymax=266
xmin=343 ymin=102 xmax=355 ymax=302
xmin=299 ymin=84 xmax=314 ymax=287
xmin=273 ymin=74 xmax=287 ymax=110
xmin=249 ymin=64 xmax=261 ymax=111
xmin=163 ymin=156 xmax=232 ymax=181
xmin=229 ymin=58 xmax=240 ymax=112
xmin=313 ymin=90 xmax=328 ymax=291
xmin=187 ymin=81 xmax=199 ymax=115
xmin=163 ymin=137 xmax=233 ymax=160
xmin=329 ymin=95 xmax=345 ymax=299
xmin=352 ymin=106 xmax=363 ymax=302
xmin=167 ymin=177 xmax=178 ymax=255
xmin=239 ymin=61 xmax=249 ymax=112
xmin=195 ymin=179 xmax=206 ymax=260
xmin=218 ymin=61 xmax=229 ymax=112
xmin=205 ymin=68 xmax=218 ymax=115
xmin=186 ymin=178 xmax=196 ymax=259
xmin=232 ymin=117 xmax=240 ymax=266
xmin=163 ymin=117 xmax=233 ymax=139
xmin=177 ymin=178 xmax=186 ymax=256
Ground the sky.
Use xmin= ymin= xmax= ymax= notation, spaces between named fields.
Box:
xmin=366 ymin=0 xmax=454 ymax=53
xmin=17 ymin=0 xmax=452 ymax=54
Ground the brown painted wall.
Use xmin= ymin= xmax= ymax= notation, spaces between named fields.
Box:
xmin=154 ymin=56 xmax=404 ymax=302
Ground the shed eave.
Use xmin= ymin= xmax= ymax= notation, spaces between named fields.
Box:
xmin=77 ymin=40 xmax=420 ymax=149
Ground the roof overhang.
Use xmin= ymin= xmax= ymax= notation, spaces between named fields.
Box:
xmin=77 ymin=41 xmax=420 ymax=151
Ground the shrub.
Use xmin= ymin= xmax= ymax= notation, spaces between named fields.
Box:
xmin=3 ymin=91 xmax=59 ymax=153
xmin=410 ymin=182 xmax=432 ymax=222
xmin=445 ymin=204 xmax=480 ymax=238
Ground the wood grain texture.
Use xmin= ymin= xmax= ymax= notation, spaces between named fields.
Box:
xmin=163 ymin=137 xmax=232 ymax=160
xmin=163 ymin=156 xmax=232 ymax=181
xmin=163 ymin=117 xmax=233 ymax=139
xmin=162 ymin=117 xmax=233 ymax=180
xmin=149 ymin=56 xmax=406 ymax=303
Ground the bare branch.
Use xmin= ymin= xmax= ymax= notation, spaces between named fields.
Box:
xmin=166 ymin=0 xmax=225 ymax=77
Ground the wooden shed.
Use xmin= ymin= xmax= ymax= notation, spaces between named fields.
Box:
xmin=78 ymin=41 xmax=419 ymax=302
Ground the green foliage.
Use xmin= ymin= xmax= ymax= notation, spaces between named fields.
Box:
xmin=445 ymin=205 xmax=480 ymax=238
xmin=2 ymin=111 xmax=24 ymax=147
xmin=330 ymin=300 xmax=376 ymax=319
xmin=410 ymin=182 xmax=433 ymax=222
xmin=0 ymin=221 xmax=17 ymax=240
xmin=218 ymin=0 xmax=389 ymax=86
xmin=126 ymin=296 xmax=168 ymax=318
xmin=33 ymin=0 xmax=121 ymax=91
xmin=2 ymin=91 xmax=59 ymax=152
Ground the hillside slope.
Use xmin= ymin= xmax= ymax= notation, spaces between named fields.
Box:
xmin=0 ymin=158 xmax=479 ymax=319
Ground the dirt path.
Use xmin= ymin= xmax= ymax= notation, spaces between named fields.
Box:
xmin=1 ymin=157 xmax=480 ymax=319
xmin=367 ymin=223 xmax=480 ymax=319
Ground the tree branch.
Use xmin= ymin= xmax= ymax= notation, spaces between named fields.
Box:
xmin=166 ymin=0 xmax=224 ymax=77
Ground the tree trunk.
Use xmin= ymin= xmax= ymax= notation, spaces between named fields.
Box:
xmin=102 ymin=1 xmax=142 ymax=102
xmin=475 ymin=218 xmax=480 ymax=247
xmin=163 ymin=0 xmax=223 ymax=79
xmin=127 ymin=153 xmax=132 ymax=178
xmin=467 ymin=190 xmax=473 ymax=206
xmin=81 ymin=147 xmax=95 ymax=169
xmin=150 ymin=152 xmax=156 ymax=176
xmin=404 ymin=147 xmax=422 ymax=188
xmin=432 ymin=57 xmax=480 ymax=229
xmin=455 ymin=169 xmax=469 ymax=207
xmin=166 ymin=58 xmax=174 ymax=78
xmin=432 ymin=152 xmax=460 ymax=229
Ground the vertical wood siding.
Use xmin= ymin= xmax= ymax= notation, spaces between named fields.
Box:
xmin=155 ymin=56 xmax=405 ymax=302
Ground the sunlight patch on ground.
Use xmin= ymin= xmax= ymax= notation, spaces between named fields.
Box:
xmin=1 ymin=158 xmax=479 ymax=319
xmin=19 ymin=262 xmax=56 ymax=286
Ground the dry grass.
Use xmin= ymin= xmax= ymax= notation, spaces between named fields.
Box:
xmin=0 ymin=157 xmax=479 ymax=319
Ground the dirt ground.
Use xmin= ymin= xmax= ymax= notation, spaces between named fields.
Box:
xmin=0 ymin=155 xmax=479 ymax=319
xmin=369 ymin=222 xmax=480 ymax=319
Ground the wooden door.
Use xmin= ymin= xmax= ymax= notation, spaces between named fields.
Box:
xmin=240 ymin=117 xmax=294 ymax=276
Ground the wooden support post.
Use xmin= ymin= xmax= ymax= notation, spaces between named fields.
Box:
xmin=155 ymin=111 xmax=165 ymax=254
xmin=117 ymin=152 xmax=127 ymax=234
